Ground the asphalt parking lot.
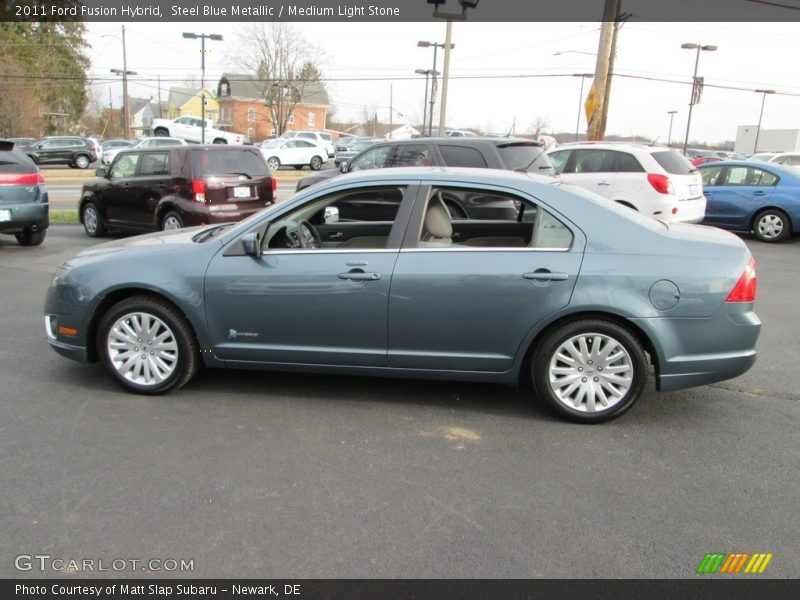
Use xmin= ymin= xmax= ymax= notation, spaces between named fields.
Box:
xmin=1 ymin=225 xmax=798 ymax=578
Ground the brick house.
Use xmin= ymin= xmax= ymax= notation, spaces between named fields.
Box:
xmin=215 ymin=73 xmax=329 ymax=142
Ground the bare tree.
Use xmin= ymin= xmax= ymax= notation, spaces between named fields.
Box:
xmin=235 ymin=23 xmax=326 ymax=136
xmin=527 ymin=116 xmax=551 ymax=138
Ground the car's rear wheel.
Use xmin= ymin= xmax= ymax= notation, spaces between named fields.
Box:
xmin=532 ymin=319 xmax=647 ymax=423
xmin=753 ymin=208 xmax=790 ymax=243
xmin=212 ymin=138 xmax=227 ymax=144
xmin=74 ymin=154 xmax=91 ymax=169
xmin=161 ymin=211 xmax=183 ymax=231
xmin=15 ymin=229 xmax=46 ymax=246
xmin=98 ymin=296 xmax=200 ymax=395
xmin=310 ymin=156 xmax=323 ymax=170
xmin=82 ymin=202 xmax=106 ymax=237
xmin=266 ymin=157 xmax=280 ymax=171
xmin=154 ymin=128 xmax=168 ymax=137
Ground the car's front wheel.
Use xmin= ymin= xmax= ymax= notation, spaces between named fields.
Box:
xmin=82 ymin=202 xmax=106 ymax=237
xmin=309 ymin=156 xmax=323 ymax=170
xmin=532 ymin=319 xmax=647 ymax=423
xmin=266 ymin=157 xmax=280 ymax=171
xmin=98 ymin=296 xmax=200 ymax=394
xmin=15 ymin=228 xmax=46 ymax=246
xmin=74 ymin=154 xmax=91 ymax=169
xmin=753 ymin=208 xmax=790 ymax=242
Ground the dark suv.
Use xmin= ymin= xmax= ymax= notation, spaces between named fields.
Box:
xmin=79 ymin=145 xmax=275 ymax=237
xmin=0 ymin=140 xmax=48 ymax=246
xmin=296 ymin=137 xmax=555 ymax=191
xmin=24 ymin=137 xmax=97 ymax=169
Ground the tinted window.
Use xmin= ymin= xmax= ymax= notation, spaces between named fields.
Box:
xmin=157 ymin=139 xmax=182 ymax=147
xmin=566 ymin=149 xmax=615 ymax=174
xmin=139 ymin=152 xmax=170 ymax=176
xmin=651 ymin=151 xmax=695 ymax=174
xmin=110 ymin=153 xmax=141 ymax=178
xmin=0 ymin=148 xmax=36 ymax=173
xmin=615 ymin=152 xmax=644 ymax=172
xmin=391 ymin=144 xmax=432 ymax=167
xmin=496 ymin=142 xmax=552 ymax=173
xmin=191 ymin=149 xmax=269 ymax=178
xmin=439 ymin=145 xmax=488 ymax=168
xmin=332 ymin=191 xmax=401 ymax=222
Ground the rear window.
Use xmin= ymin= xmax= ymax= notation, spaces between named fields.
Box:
xmin=651 ymin=151 xmax=695 ymax=174
xmin=0 ymin=149 xmax=36 ymax=173
xmin=191 ymin=149 xmax=269 ymax=178
xmin=496 ymin=143 xmax=554 ymax=174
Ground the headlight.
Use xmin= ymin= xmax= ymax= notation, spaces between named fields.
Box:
xmin=50 ymin=265 xmax=71 ymax=287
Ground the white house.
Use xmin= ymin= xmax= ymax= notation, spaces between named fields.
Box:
xmin=383 ymin=124 xmax=420 ymax=140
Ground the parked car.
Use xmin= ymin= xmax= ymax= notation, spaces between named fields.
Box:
xmin=333 ymin=137 xmax=379 ymax=167
xmin=445 ymin=129 xmax=478 ymax=137
xmin=6 ymin=137 xmax=36 ymax=148
xmin=293 ymin=131 xmax=335 ymax=157
xmin=151 ymin=116 xmax=246 ymax=145
xmin=753 ymin=152 xmax=800 ymax=168
xmin=698 ymin=160 xmax=800 ymax=242
xmin=0 ymin=140 xmax=48 ymax=246
xmin=100 ymin=139 xmax=135 ymax=154
xmin=24 ymin=137 xmax=97 ymax=169
xmin=547 ymin=142 xmax=706 ymax=223
xmin=78 ymin=145 xmax=275 ymax=237
xmin=102 ymin=137 xmax=186 ymax=166
xmin=259 ymin=138 xmax=327 ymax=171
xmin=296 ymin=137 xmax=555 ymax=192
xmin=46 ymin=167 xmax=760 ymax=423
xmin=334 ymin=136 xmax=359 ymax=152
xmin=749 ymin=153 xmax=779 ymax=163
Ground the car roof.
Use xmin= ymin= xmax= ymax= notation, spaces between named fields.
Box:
xmin=310 ymin=166 xmax=558 ymax=188
xmin=697 ymin=159 xmax=800 ymax=174
xmin=551 ymin=141 xmax=672 ymax=152
xmin=374 ymin=136 xmax=543 ymax=148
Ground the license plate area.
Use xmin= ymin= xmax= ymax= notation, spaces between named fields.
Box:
xmin=689 ymin=184 xmax=698 ymax=195
xmin=0 ymin=209 xmax=11 ymax=222
xmin=233 ymin=186 xmax=252 ymax=199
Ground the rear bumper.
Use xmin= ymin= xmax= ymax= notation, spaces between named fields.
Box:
xmin=630 ymin=304 xmax=761 ymax=392
xmin=0 ymin=202 xmax=48 ymax=233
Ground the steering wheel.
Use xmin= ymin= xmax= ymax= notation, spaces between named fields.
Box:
xmin=288 ymin=220 xmax=321 ymax=249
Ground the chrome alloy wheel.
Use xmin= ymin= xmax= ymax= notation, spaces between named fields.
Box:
xmin=547 ymin=333 xmax=633 ymax=413
xmin=106 ymin=312 xmax=178 ymax=387
xmin=756 ymin=213 xmax=784 ymax=240
xmin=162 ymin=215 xmax=181 ymax=230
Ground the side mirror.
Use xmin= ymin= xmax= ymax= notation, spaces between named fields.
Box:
xmin=324 ymin=206 xmax=339 ymax=224
xmin=339 ymin=161 xmax=349 ymax=173
xmin=241 ymin=231 xmax=262 ymax=258
xmin=95 ymin=167 xmax=107 ymax=177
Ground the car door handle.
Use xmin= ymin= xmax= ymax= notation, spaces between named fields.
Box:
xmin=523 ymin=270 xmax=569 ymax=281
xmin=753 ymin=191 xmax=766 ymax=196
xmin=338 ymin=271 xmax=381 ymax=281
xmin=597 ymin=181 xmax=612 ymax=186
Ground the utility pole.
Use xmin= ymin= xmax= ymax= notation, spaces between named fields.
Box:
xmin=183 ymin=32 xmax=223 ymax=143
xmin=438 ymin=20 xmax=453 ymax=136
xmin=587 ymin=0 xmax=620 ymax=141
xmin=157 ymin=74 xmax=163 ymax=118
xmin=598 ymin=9 xmax=622 ymax=139
xmin=389 ymin=84 xmax=393 ymax=139
xmin=121 ymin=26 xmax=129 ymax=139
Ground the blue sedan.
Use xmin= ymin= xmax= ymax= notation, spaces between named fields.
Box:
xmin=45 ymin=168 xmax=760 ymax=423
xmin=699 ymin=160 xmax=800 ymax=242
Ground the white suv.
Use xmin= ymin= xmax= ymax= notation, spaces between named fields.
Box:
xmin=547 ymin=143 xmax=706 ymax=223
xmin=294 ymin=131 xmax=335 ymax=158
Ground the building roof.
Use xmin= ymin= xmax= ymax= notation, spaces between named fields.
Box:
xmin=129 ymin=97 xmax=152 ymax=116
xmin=217 ymin=72 xmax=329 ymax=106
xmin=167 ymin=87 xmax=215 ymax=109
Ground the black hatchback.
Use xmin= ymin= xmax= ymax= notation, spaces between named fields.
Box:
xmin=0 ymin=140 xmax=48 ymax=246
xmin=79 ymin=145 xmax=276 ymax=237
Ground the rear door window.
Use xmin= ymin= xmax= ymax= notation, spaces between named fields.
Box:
xmin=566 ymin=150 xmax=615 ymax=174
xmin=110 ymin=153 xmax=141 ymax=178
xmin=139 ymin=152 xmax=170 ymax=176
xmin=614 ymin=152 xmax=644 ymax=172
xmin=439 ymin=145 xmax=488 ymax=168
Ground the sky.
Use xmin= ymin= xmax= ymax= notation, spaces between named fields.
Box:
xmin=84 ymin=21 xmax=800 ymax=144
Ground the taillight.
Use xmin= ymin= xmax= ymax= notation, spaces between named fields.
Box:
xmin=271 ymin=177 xmax=277 ymax=199
xmin=0 ymin=172 xmax=45 ymax=185
xmin=191 ymin=179 xmax=206 ymax=203
xmin=726 ymin=257 xmax=757 ymax=303
xmin=647 ymin=173 xmax=674 ymax=195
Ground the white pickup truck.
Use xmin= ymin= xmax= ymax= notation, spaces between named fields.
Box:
xmin=151 ymin=116 xmax=247 ymax=145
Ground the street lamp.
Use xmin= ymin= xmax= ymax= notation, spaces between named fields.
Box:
xmin=572 ymin=74 xmax=592 ymax=142
xmin=182 ymin=32 xmax=223 ymax=144
xmin=667 ymin=110 xmax=678 ymax=147
xmin=414 ymin=69 xmax=434 ymax=135
xmin=681 ymin=42 xmax=717 ymax=154
xmin=418 ymin=40 xmax=454 ymax=136
xmin=753 ymin=89 xmax=775 ymax=154
xmin=109 ymin=68 xmax=137 ymax=139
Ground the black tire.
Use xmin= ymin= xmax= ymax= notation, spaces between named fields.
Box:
xmin=532 ymin=319 xmax=647 ymax=423
xmin=752 ymin=208 xmax=790 ymax=243
xmin=212 ymin=138 xmax=227 ymax=144
xmin=154 ymin=128 xmax=168 ymax=137
xmin=310 ymin=156 xmax=323 ymax=170
xmin=97 ymin=295 xmax=200 ymax=395
xmin=81 ymin=202 xmax=106 ymax=238
xmin=161 ymin=211 xmax=183 ymax=231
xmin=15 ymin=229 xmax=46 ymax=246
